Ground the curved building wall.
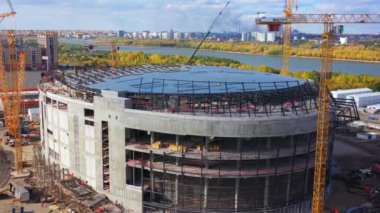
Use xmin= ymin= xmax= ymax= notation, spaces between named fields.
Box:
xmin=39 ymin=83 xmax=331 ymax=213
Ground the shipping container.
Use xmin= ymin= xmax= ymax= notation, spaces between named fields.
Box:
xmin=331 ymin=88 xmax=372 ymax=99
xmin=348 ymin=92 xmax=380 ymax=107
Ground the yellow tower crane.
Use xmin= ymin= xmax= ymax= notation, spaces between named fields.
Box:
xmin=0 ymin=0 xmax=26 ymax=175
xmin=281 ymin=0 xmax=293 ymax=75
xmin=257 ymin=13 xmax=380 ymax=213
xmin=110 ymin=41 xmax=118 ymax=67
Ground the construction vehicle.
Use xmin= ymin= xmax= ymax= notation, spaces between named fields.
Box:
xmin=0 ymin=0 xmax=26 ymax=175
xmin=256 ymin=1 xmax=380 ymax=212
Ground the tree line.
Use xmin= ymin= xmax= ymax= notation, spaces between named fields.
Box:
xmin=96 ymin=38 xmax=380 ymax=62
xmin=59 ymin=43 xmax=380 ymax=91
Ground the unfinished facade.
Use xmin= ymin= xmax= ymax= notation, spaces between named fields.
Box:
xmin=39 ymin=65 xmax=330 ymax=212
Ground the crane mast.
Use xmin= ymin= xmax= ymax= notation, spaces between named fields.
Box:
xmin=282 ymin=0 xmax=293 ymax=75
xmin=4 ymin=31 xmax=25 ymax=174
xmin=111 ymin=41 xmax=118 ymax=67
xmin=312 ymin=23 xmax=334 ymax=212
xmin=257 ymin=12 xmax=380 ymax=213
xmin=0 ymin=1 xmax=26 ymax=175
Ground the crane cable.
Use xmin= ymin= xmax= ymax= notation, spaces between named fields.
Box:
xmin=187 ymin=1 xmax=230 ymax=65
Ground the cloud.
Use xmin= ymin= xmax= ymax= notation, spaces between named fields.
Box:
xmin=2 ymin=0 xmax=379 ymax=33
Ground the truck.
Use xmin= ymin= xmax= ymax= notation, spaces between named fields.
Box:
xmin=357 ymin=133 xmax=371 ymax=140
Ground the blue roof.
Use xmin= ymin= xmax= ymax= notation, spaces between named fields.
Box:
xmin=87 ymin=66 xmax=304 ymax=94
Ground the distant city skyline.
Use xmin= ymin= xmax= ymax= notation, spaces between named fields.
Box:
xmin=2 ymin=0 xmax=380 ymax=33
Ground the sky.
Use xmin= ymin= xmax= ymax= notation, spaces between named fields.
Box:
xmin=0 ymin=0 xmax=379 ymax=33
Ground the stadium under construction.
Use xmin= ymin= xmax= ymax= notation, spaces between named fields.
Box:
xmin=39 ymin=65 xmax=336 ymax=212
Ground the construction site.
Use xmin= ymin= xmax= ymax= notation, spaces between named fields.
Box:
xmin=35 ymin=65 xmax=324 ymax=212
xmin=0 ymin=0 xmax=380 ymax=213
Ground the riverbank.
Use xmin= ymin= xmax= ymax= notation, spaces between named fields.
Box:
xmin=59 ymin=39 xmax=380 ymax=75
xmin=95 ymin=43 xmax=380 ymax=64
xmin=193 ymin=48 xmax=380 ymax=64
xmin=95 ymin=38 xmax=380 ymax=63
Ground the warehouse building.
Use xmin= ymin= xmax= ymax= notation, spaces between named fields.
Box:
xmin=348 ymin=92 xmax=380 ymax=107
xmin=331 ymin=88 xmax=372 ymax=99
xmin=39 ymin=65 xmax=332 ymax=212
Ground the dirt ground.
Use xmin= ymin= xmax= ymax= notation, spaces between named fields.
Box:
xmin=325 ymin=133 xmax=380 ymax=212
xmin=0 ymin=129 xmax=50 ymax=213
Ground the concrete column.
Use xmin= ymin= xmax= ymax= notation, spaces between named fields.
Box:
xmin=235 ymin=178 xmax=240 ymax=211
xmin=175 ymin=176 xmax=179 ymax=205
xmin=304 ymin=133 xmax=311 ymax=196
xmin=150 ymin=132 xmax=155 ymax=145
xmin=203 ymin=178 xmax=209 ymax=209
xmin=263 ymin=138 xmax=271 ymax=208
xmin=176 ymin=135 xmax=180 ymax=145
xmin=264 ymin=176 xmax=270 ymax=208
xmin=150 ymin=152 xmax=155 ymax=201
xmin=175 ymin=134 xmax=180 ymax=205
xmin=304 ymin=169 xmax=309 ymax=195
xmin=286 ymin=135 xmax=295 ymax=204
xmin=205 ymin=137 xmax=210 ymax=155
xmin=286 ymin=173 xmax=292 ymax=205
xmin=235 ymin=139 xmax=242 ymax=210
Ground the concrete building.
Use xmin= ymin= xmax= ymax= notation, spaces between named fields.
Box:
xmin=256 ymin=32 xmax=267 ymax=42
xmin=340 ymin=37 xmax=348 ymax=45
xmin=173 ymin=32 xmax=184 ymax=40
xmin=39 ymin=65 xmax=330 ymax=212
xmin=1 ymin=36 xmax=42 ymax=70
xmin=38 ymin=32 xmax=58 ymax=70
xmin=141 ymin=31 xmax=150 ymax=39
xmin=23 ymin=46 xmax=42 ymax=70
xmin=267 ymin=32 xmax=277 ymax=43
xmin=161 ymin=31 xmax=170 ymax=40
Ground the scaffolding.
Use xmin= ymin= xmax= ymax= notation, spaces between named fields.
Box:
xmin=125 ymin=132 xmax=317 ymax=212
xmin=59 ymin=65 xmax=318 ymax=118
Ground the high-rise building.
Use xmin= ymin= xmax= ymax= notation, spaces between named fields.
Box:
xmin=141 ymin=31 xmax=150 ymax=39
xmin=241 ymin=32 xmax=251 ymax=42
xmin=173 ymin=32 xmax=184 ymax=40
xmin=38 ymin=32 xmax=58 ymax=70
xmin=161 ymin=31 xmax=170 ymax=40
xmin=1 ymin=36 xmax=42 ymax=70
xmin=267 ymin=32 xmax=277 ymax=43
xmin=23 ymin=46 xmax=42 ymax=70
xmin=256 ymin=32 xmax=267 ymax=42
xmin=169 ymin=29 xmax=174 ymax=40
xmin=118 ymin=30 xmax=125 ymax=38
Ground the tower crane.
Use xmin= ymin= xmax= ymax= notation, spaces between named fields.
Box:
xmin=110 ymin=41 xmax=118 ymax=67
xmin=257 ymin=12 xmax=380 ymax=213
xmin=0 ymin=0 xmax=26 ymax=175
xmin=281 ymin=0 xmax=294 ymax=75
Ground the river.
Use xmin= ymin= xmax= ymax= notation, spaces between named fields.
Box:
xmin=63 ymin=38 xmax=380 ymax=75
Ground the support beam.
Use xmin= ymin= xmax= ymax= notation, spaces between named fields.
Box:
xmin=286 ymin=135 xmax=295 ymax=204
xmin=263 ymin=138 xmax=271 ymax=207
xmin=175 ymin=176 xmax=179 ymax=205
xmin=150 ymin=132 xmax=155 ymax=145
xmin=203 ymin=178 xmax=209 ymax=209
xmin=235 ymin=178 xmax=240 ymax=211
